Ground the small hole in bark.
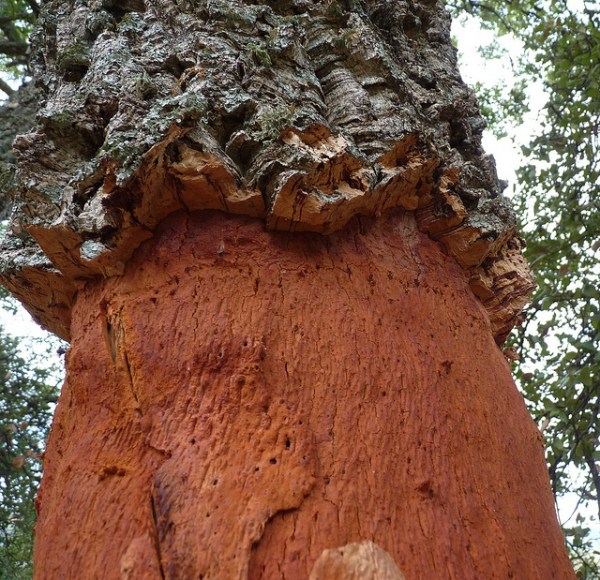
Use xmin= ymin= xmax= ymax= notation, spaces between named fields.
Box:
xmin=255 ymin=466 xmax=260 ymax=472
xmin=285 ymin=437 xmax=291 ymax=448
xmin=382 ymin=391 xmax=387 ymax=396
xmin=324 ymin=476 xmax=330 ymax=485
xmin=269 ymin=458 xmax=277 ymax=465
xmin=190 ymin=438 xmax=196 ymax=445
xmin=205 ymin=512 xmax=210 ymax=518
xmin=212 ymin=479 xmax=218 ymax=485
xmin=243 ymin=339 xmax=248 ymax=347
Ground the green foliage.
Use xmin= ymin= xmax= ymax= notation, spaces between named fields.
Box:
xmin=0 ymin=0 xmax=38 ymax=89
xmin=0 ymin=288 xmax=61 ymax=579
xmin=450 ymin=0 xmax=600 ymax=572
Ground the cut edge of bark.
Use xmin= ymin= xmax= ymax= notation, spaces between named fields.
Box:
xmin=0 ymin=1 xmax=535 ymax=344
xmin=0 ymin=122 xmax=534 ymax=344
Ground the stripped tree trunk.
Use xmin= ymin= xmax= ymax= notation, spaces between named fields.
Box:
xmin=0 ymin=0 xmax=573 ymax=578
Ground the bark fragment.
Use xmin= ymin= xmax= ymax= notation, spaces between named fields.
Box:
xmin=309 ymin=542 xmax=405 ymax=580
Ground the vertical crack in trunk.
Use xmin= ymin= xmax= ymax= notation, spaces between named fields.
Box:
xmin=150 ymin=491 xmax=167 ymax=580
xmin=114 ymin=314 xmax=142 ymax=412
xmin=122 ymin=341 xmax=140 ymax=410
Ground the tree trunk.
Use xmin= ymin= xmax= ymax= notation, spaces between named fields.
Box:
xmin=34 ymin=209 xmax=572 ymax=578
xmin=0 ymin=0 xmax=574 ymax=577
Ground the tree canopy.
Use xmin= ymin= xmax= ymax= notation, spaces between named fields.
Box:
xmin=0 ymin=289 xmax=59 ymax=579
xmin=448 ymin=0 xmax=600 ymax=573
xmin=0 ymin=0 xmax=37 ymax=95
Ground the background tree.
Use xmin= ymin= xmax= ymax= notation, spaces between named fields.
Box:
xmin=0 ymin=0 xmax=37 ymax=95
xmin=0 ymin=288 xmax=59 ymax=580
xmin=448 ymin=0 xmax=600 ymax=573
xmin=0 ymin=3 xmax=57 ymax=577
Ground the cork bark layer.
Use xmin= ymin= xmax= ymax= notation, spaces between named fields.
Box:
xmin=34 ymin=210 xmax=573 ymax=579
xmin=0 ymin=0 xmax=533 ymax=344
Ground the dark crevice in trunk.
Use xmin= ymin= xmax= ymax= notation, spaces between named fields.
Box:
xmin=150 ymin=492 xmax=167 ymax=580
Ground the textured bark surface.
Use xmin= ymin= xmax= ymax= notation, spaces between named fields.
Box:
xmin=0 ymin=84 xmax=41 ymax=219
xmin=34 ymin=210 xmax=573 ymax=579
xmin=0 ymin=0 xmax=565 ymax=576
xmin=0 ymin=0 xmax=533 ymax=344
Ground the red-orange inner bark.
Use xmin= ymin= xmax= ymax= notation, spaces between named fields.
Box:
xmin=34 ymin=210 xmax=573 ymax=579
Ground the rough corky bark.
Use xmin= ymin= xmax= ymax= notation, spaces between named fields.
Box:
xmin=0 ymin=83 xmax=41 ymax=219
xmin=1 ymin=0 xmax=533 ymax=343
xmin=0 ymin=0 xmax=573 ymax=578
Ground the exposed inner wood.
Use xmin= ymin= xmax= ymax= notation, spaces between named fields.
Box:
xmin=309 ymin=542 xmax=406 ymax=579
xmin=33 ymin=210 xmax=572 ymax=579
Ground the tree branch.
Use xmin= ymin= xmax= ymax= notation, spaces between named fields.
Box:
xmin=0 ymin=77 xmax=15 ymax=97
xmin=0 ymin=14 xmax=30 ymax=27
xmin=0 ymin=40 xmax=28 ymax=58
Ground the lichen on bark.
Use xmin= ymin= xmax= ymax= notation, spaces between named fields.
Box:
xmin=0 ymin=0 xmax=534 ymax=343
